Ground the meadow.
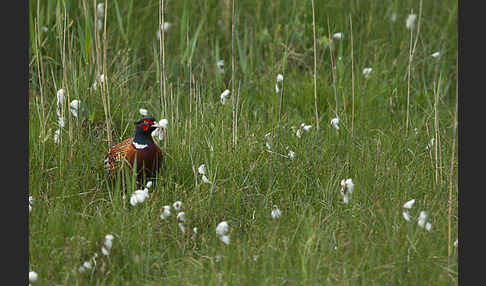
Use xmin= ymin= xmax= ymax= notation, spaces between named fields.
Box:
xmin=29 ymin=0 xmax=458 ymax=284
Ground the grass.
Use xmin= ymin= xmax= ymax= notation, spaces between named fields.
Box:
xmin=29 ymin=0 xmax=458 ymax=284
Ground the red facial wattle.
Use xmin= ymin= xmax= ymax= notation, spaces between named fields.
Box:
xmin=142 ymin=120 xmax=153 ymax=131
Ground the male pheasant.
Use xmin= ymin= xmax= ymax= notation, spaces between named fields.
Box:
xmin=104 ymin=116 xmax=164 ymax=181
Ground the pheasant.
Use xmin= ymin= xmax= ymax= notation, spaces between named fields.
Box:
xmin=104 ymin=116 xmax=164 ymax=181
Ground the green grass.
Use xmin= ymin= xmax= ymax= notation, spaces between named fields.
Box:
xmin=29 ymin=0 xmax=458 ymax=284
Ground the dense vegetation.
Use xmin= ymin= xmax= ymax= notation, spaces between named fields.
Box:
xmin=29 ymin=0 xmax=457 ymax=284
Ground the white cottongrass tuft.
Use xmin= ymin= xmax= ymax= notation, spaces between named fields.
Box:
xmin=57 ymin=89 xmax=65 ymax=103
xmin=264 ymin=132 xmax=272 ymax=150
xmin=220 ymin=89 xmax=230 ymax=105
xmin=160 ymin=205 xmax=171 ymax=219
xmin=431 ymin=51 xmax=440 ymax=58
xmin=104 ymin=234 xmax=114 ymax=249
xmin=287 ymin=150 xmax=295 ymax=160
xmin=70 ymin=100 xmax=81 ymax=118
xmin=340 ymin=179 xmax=355 ymax=204
xmin=96 ymin=4 xmax=105 ymax=32
xmin=216 ymin=221 xmax=230 ymax=245
xmin=177 ymin=212 xmax=186 ymax=233
xmin=302 ymin=123 xmax=312 ymax=131
xmin=56 ymin=89 xmax=65 ymax=117
xmin=146 ymin=181 xmax=153 ymax=189
xmin=331 ymin=117 xmax=340 ymax=130
xmin=41 ymin=26 xmax=49 ymax=33
xmin=139 ymin=108 xmax=148 ymax=116
xmin=403 ymin=199 xmax=415 ymax=209
xmin=296 ymin=128 xmax=302 ymax=138
xmin=332 ymin=32 xmax=343 ymax=40
xmin=391 ymin=12 xmax=397 ymax=22
xmin=201 ymin=175 xmax=211 ymax=184
xmin=198 ymin=165 xmax=212 ymax=183
xmin=216 ymin=59 xmax=225 ymax=73
xmin=158 ymin=118 xmax=169 ymax=129
xmin=177 ymin=212 xmax=186 ymax=223
xmin=151 ymin=128 xmax=161 ymax=139
xmin=265 ymin=141 xmax=272 ymax=150
xmin=271 ymin=205 xmax=282 ymax=219
xmin=29 ymin=196 xmax=33 ymax=213
xmin=295 ymin=123 xmax=312 ymax=138
xmin=83 ymin=261 xmax=92 ymax=270
xmin=178 ymin=222 xmax=186 ymax=233
xmin=402 ymin=199 xmax=415 ymax=222
xmin=29 ymin=271 xmax=38 ymax=283
xmin=402 ymin=211 xmax=411 ymax=222
xmin=198 ymin=164 xmax=206 ymax=175
xmin=191 ymin=227 xmax=198 ymax=240
xmin=129 ymin=188 xmax=149 ymax=206
xmin=162 ymin=22 xmax=172 ymax=31
xmin=101 ymin=234 xmax=115 ymax=256
xmin=453 ymin=239 xmax=458 ymax=247
xmin=425 ymin=222 xmax=432 ymax=231
xmin=129 ymin=195 xmax=138 ymax=206
xmin=156 ymin=22 xmax=172 ymax=39
xmin=151 ymin=119 xmax=169 ymax=141
xmin=362 ymin=67 xmax=373 ymax=79
xmin=78 ymin=265 xmax=87 ymax=273
xmin=417 ymin=211 xmax=428 ymax=228
xmin=216 ymin=221 xmax=229 ymax=236
xmin=97 ymin=3 xmax=104 ymax=18
xmin=406 ymin=13 xmax=417 ymax=30
xmin=53 ymin=129 xmax=61 ymax=143
xmin=173 ymin=201 xmax=182 ymax=211
xmin=58 ymin=116 xmax=66 ymax=128
xmin=92 ymin=74 xmax=105 ymax=90
xmin=219 ymin=235 xmax=230 ymax=245
xmin=162 ymin=22 xmax=172 ymax=32
xmin=101 ymin=246 xmax=110 ymax=256
xmin=275 ymin=74 xmax=284 ymax=93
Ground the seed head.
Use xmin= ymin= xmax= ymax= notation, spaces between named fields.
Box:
xmin=29 ymin=271 xmax=38 ymax=283
xmin=332 ymin=32 xmax=343 ymax=40
xmin=417 ymin=211 xmax=428 ymax=228
xmin=216 ymin=221 xmax=229 ymax=236
xmin=97 ymin=3 xmax=104 ymax=18
xmin=198 ymin=164 xmax=206 ymax=175
xmin=173 ymin=201 xmax=182 ymax=211
xmin=177 ymin=212 xmax=186 ymax=223
xmin=271 ymin=205 xmax=282 ymax=219
xmin=331 ymin=117 xmax=340 ymax=130
xmin=403 ymin=199 xmax=415 ymax=209
xmin=220 ymin=89 xmax=230 ymax=104
xmin=362 ymin=67 xmax=373 ymax=79
xmin=406 ymin=14 xmax=417 ymax=30
xmin=160 ymin=205 xmax=171 ymax=219
xmin=402 ymin=211 xmax=411 ymax=221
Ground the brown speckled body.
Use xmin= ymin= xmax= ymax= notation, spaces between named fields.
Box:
xmin=104 ymin=137 xmax=163 ymax=179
